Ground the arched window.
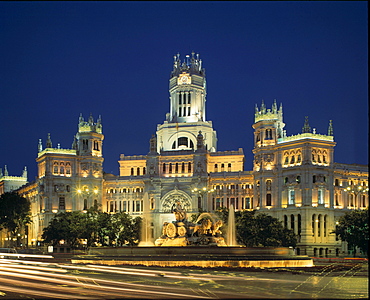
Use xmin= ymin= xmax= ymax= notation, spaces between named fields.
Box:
xmin=131 ymin=168 xmax=134 ymax=176
xmin=53 ymin=162 xmax=59 ymax=174
xmin=290 ymin=214 xmax=295 ymax=232
xmin=163 ymin=163 xmax=166 ymax=173
xmin=312 ymin=214 xmax=316 ymax=236
xmin=228 ymin=163 xmax=231 ymax=172
xmin=182 ymin=162 xmax=185 ymax=173
xmin=324 ymin=215 xmax=327 ymax=237
xmin=284 ymin=215 xmax=288 ymax=228
xmin=179 ymin=93 xmax=182 ymax=104
xmin=137 ymin=167 xmax=140 ymax=176
xmin=335 ymin=179 xmax=339 ymax=186
xmin=169 ymin=163 xmax=172 ymax=173
xmin=175 ymin=163 xmax=179 ymax=173
xmin=214 ymin=164 xmax=218 ymax=172
xmin=298 ymin=214 xmax=301 ymax=236
xmin=188 ymin=162 xmax=192 ymax=172
xmin=318 ymin=214 xmax=322 ymax=237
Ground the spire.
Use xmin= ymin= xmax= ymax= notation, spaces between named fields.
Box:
xmin=38 ymin=139 xmax=43 ymax=152
xmin=72 ymin=135 xmax=78 ymax=150
xmin=88 ymin=113 xmax=94 ymax=124
xmin=22 ymin=166 xmax=27 ymax=179
xmin=46 ymin=133 xmax=52 ymax=148
xmin=260 ymin=100 xmax=266 ymax=114
xmin=302 ymin=116 xmax=311 ymax=133
xmin=328 ymin=120 xmax=334 ymax=136
xmin=255 ymin=104 xmax=259 ymax=114
xmin=79 ymin=113 xmax=84 ymax=124
xmin=0 ymin=167 xmax=3 ymax=177
xmin=4 ymin=165 xmax=8 ymax=176
xmin=272 ymin=99 xmax=277 ymax=113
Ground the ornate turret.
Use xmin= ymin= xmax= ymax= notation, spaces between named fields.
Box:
xmin=254 ymin=99 xmax=283 ymax=123
xmin=78 ymin=113 xmax=102 ymax=134
xmin=156 ymin=53 xmax=217 ymax=152
xmin=171 ymin=51 xmax=205 ymax=78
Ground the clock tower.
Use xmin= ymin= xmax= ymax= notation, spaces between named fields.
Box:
xmin=156 ymin=52 xmax=217 ymax=152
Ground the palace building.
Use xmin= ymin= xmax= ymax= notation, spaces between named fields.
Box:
xmin=5 ymin=53 xmax=368 ymax=256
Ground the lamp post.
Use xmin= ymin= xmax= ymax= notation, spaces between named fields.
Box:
xmin=344 ymin=184 xmax=369 ymax=209
xmin=191 ymin=186 xmax=214 ymax=211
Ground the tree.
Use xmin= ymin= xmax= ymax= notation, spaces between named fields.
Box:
xmin=42 ymin=208 xmax=142 ymax=248
xmin=42 ymin=211 xmax=85 ymax=247
xmin=333 ymin=209 xmax=368 ymax=256
xmin=236 ymin=210 xmax=297 ymax=247
xmin=0 ymin=192 xmax=31 ymax=247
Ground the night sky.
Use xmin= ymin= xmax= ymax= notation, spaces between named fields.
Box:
xmin=0 ymin=1 xmax=368 ymax=181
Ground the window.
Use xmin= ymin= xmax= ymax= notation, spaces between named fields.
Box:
xmin=178 ymin=137 xmax=188 ymax=147
xmin=163 ymin=163 xmax=166 ymax=173
xmin=297 ymin=155 xmax=301 ymax=163
xmin=221 ymin=164 xmax=224 ymax=172
xmin=290 ymin=156 xmax=295 ymax=164
xmin=318 ymin=189 xmax=324 ymax=204
xmin=188 ymin=162 xmax=192 ymax=172
xmin=60 ymin=163 xmax=65 ymax=175
xmin=284 ymin=215 xmax=288 ymax=228
xmin=291 ymin=214 xmax=295 ymax=232
xmin=312 ymin=214 xmax=316 ymax=236
xmin=296 ymin=176 xmax=301 ymax=184
xmin=131 ymin=168 xmax=134 ymax=176
xmin=266 ymin=194 xmax=272 ymax=206
xmin=284 ymin=156 xmax=289 ymax=164
xmin=169 ymin=163 xmax=172 ymax=173
xmin=179 ymin=108 xmax=182 ymax=117
xmin=214 ymin=164 xmax=218 ymax=172
xmin=335 ymin=194 xmax=339 ymax=206
xmin=228 ymin=163 xmax=231 ymax=172
xmin=136 ymin=201 xmax=141 ymax=212
xmin=59 ymin=197 xmax=65 ymax=210
xmin=53 ymin=162 xmax=59 ymax=174
xmin=245 ymin=197 xmax=250 ymax=209
xmin=182 ymin=162 xmax=185 ymax=173
xmin=188 ymin=93 xmax=191 ymax=104
xmin=137 ymin=167 xmax=140 ymax=176
xmin=335 ymin=179 xmax=339 ymax=186
xmin=288 ymin=189 xmax=295 ymax=205
xmin=175 ymin=163 xmax=179 ymax=173
xmin=179 ymin=93 xmax=182 ymax=104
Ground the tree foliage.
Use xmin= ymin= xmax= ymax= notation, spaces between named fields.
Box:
xmin=0 ymin=192 xmax=31 ymax=245
xmin=236 ymin=210 xmax=297 ymax=247
xmin=333 ymin=209 xmax=368 ymax=256
xmin=42 ymin=207 xmax=142 ymax=248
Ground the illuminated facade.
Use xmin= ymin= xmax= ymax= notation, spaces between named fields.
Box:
xmin=14 ymin=53 xmax=368 ymax=256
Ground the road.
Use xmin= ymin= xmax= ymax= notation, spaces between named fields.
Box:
xmin=0 ymin=257 xmax=368 ymax=299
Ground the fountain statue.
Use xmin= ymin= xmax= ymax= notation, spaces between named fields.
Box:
xmin=155 ymin=201 xmax=227 ymax=246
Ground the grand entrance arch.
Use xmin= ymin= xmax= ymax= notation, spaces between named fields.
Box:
xmin=160 ymin=189 xmax=193 ymax=213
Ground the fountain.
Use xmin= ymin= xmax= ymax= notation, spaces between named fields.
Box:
xmin=80 ymin=201 xmax=314 ymax=268
xmin=154 ymin=201 xmax=226 ymax=246
xmin=227 ymin=204 xmax=237 ymax=246
xmin=138 ymin=193 xmax=154 ymax=246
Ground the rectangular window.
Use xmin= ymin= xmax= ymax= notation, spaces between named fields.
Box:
xmin=245 ymin=197 xmax=250 ymax=209
xmin=318 ymin=189 xmax=324 ymax=204
xmin=188 ymin=106 xmax=191 ymax=116
xmin=59 ymin=197 xmax=65 ymax=210
xmin=288 ymin=190 xmax=295 ymax=205
xmin=216 ymin=198 xmax=221 ymax=209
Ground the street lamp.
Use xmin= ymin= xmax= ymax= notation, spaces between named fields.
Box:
xmin=344 ymin=184 xmax=368 ymax=209
xmin=191 ymin=186 xmax=214 ymax=211
xmin=77 ymin=186 xmax=99 ymax=212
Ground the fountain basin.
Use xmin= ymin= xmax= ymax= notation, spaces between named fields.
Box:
xmin=71 ymin=246 xmax=313 ymax=268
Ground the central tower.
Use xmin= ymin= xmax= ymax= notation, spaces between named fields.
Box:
xmin=156 ymin=52 xmax=217 ymax=152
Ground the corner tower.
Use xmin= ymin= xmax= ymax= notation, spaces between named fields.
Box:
xmin=156 ymin=52 xmax=217 ymax=152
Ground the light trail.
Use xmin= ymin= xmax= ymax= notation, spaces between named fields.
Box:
xmin=0 ymin=262 xmax=212 ymax=299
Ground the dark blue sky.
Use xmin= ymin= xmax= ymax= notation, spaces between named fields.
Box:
xmin=0 ymin=1 xmax=368 ymax=181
